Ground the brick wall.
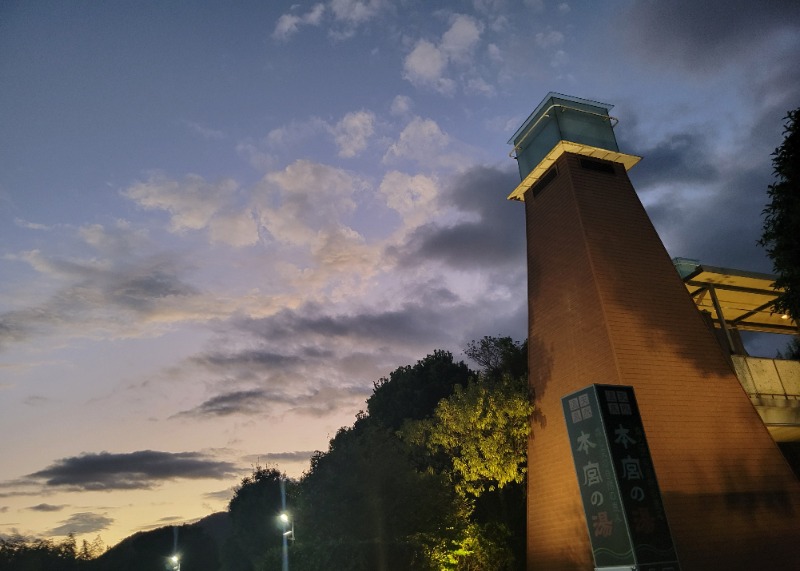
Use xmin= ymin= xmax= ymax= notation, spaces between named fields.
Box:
xmin=525 ymin=152 xmax=800 ymax=570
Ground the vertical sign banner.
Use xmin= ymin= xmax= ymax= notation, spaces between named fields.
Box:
xmin=562 ymin=385 xmax=680 ymax=571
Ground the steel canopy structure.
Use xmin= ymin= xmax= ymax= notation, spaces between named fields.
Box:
xmin=674 ymin=258 xmax=797 ymax=337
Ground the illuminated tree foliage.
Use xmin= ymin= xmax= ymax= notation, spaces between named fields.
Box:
xmin=760 ymin=108 xmax=800 ymax=321
xmin=287 ymin=343 xmax=529 ymax=571
xmin=402 ymin=372 xmax=532 ymax=497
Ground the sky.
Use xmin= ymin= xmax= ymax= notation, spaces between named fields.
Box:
xmin=1 ymin=0 xmax=799 ymax=549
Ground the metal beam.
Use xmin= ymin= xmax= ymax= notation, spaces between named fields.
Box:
xmin=708 ymin=285 xmax=735 ymax=353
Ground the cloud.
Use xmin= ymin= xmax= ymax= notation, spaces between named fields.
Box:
xmin=236 ymin=117 xmax=329 ymax=171
xmin=618 ymin=89 xmax=795 ymax=274
xmin=379 ymin=171 xmax=439 ymax=226
xmin=0 ymin=245 xmax=201 ymax=350
xmin=123 ymin=174 xmax=258 ymax=247
xmin=255 ymin=161 xmax=367 ymax=266
xmin=273 ymin=3 xmax=325 ymax=41
xmin=534 ymin=29 xmax=564 ymax=49
xmin=171 ymin=295 xmax=477 ymax=396
xmin=236 ymin=302 xmax=454 ymax=347
xmin=440 ymin=14 xmax=483 ymax=63
xmin=204 ymin=488 xmax=234 ymax=502
xmin=27 ymin=503 xmax=66 ymax=512
xmin=178 ymin=389 xmax=290 ymax=417
xmin=331 ymin=110 xmax=376 ymax=158
xmin=14 ymin=218 xmax=51 ymax=231
xmin=390 ymin=165 xmax=525 ymax=269
xmin=27 ymin=451 xmax=238 ymax=491
xmin=47 ymin=512 xmax=113 ymax=536
xmin=329 ymin=0 xmax=385 ymax=26
xmin=403 ymin=39 xmax=452 ymax=94
xmin=624 ymin=0 xmax=800 ymax=73
xmin=624 ymin=130 xmax=719 ymax=189
xmin=402 ymin=14 xmax=484 ymax=95
xmin=182 ymin=120 xmax=225 ymax=140
xmin=254 ymin=450 xmax=317 ymax=463
xmin=177 ymin=383 xmax=370 ymax=418
xmin=124 ymin=174 xmax=235 ymax=231
xmin=390 ymin=95 xmax=412 ymax=116
xmin=383 ymin=117 xmax=452 ymax=166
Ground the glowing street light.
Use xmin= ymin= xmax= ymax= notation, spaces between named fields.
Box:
xmin=280 ymin=512 xmax=295 ymax=539
xmin=279 ymin=479 xmax=294 ymax=571
xmin=170 ymin=554 xmax=181 ymax=571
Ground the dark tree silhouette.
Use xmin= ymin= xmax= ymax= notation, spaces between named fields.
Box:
xmin=367 ymin=350 xmax=470 ymax=430
xmin=760 ymin=108 xmax=800 ymax=321
xmin=221 ymin=466 xmax=286 ymax=571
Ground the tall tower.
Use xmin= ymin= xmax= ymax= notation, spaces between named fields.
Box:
xmin=509 ymin=93 xmax=800 ymax=570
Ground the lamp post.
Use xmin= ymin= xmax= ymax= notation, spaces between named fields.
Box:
xmin=279 ymin=479 xmax=294 ymax=571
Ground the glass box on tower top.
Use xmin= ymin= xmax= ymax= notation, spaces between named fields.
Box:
xmin=509 ymin=92 xmax=621 ymax=180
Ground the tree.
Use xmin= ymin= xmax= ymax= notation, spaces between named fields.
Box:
xmin=90 ymin=524 xmax=219 ymax=571
xmin=760 ymin=108 xmax=800 ymax=321
xmin=77 ymin=536 xmax=105 ymax=561
xmin=402 ymin=372 xmax=532 ymax=498
xmin=221 ymin=466 xmax=287 ymax=571
xmin=0 ymin=535 xmax=81 ymax=571
xmin=464 ymin=336 xmax=527 ymax=381
xmin=402 ymin=337 xmax=531 ymax=570
xmin=367 ymin=350 xmax=471 ymax=431
xmin=294 ymin=421 xmax=465 ymax=571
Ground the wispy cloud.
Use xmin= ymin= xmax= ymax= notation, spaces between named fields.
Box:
xmin=47 ymin=512 xmax=113 ymax=536
xmin=27 ymin=503 xmax=66 ymax=512
xmin=273 ymin=3 xmax=326 ymax=41
xmin=27 ymin=451 xmax=238 ymax=491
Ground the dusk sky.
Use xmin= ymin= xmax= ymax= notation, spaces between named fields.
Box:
xmin=2 ymin=0 xmax=799 ymax=548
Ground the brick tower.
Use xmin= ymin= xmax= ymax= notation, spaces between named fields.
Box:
xmin=509 ymin=93 xmax=800 ymax=570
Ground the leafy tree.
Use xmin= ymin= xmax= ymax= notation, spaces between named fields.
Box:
xmin=402 ymin=372 xmax=532 ymax=498
xmin=294 ymin=421 xmax=465 ymax=571
xmin=221 ymin=466 xmax=287 ymax=571
xmin=367 ymin=350 xmax=471 ymax=430
xmin=776 ymin=335 xmax=800 ymax=360
xmin=760 ymin=108 xmax=800 ymax=320
xmin=91 ymin=524 xmax=219 ymax=571
xmin=0 ymin=534 xmax=80 ymax=571
xmin=464 ymin=336 xmax=527 ymax=381
xmin=77 ymin=536 xmax=105 ymax=561
xmin=402 ymin=337 xmax=531 ymax=570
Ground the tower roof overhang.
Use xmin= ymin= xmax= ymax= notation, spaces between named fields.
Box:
xmin=507 ymin=141 xmax=641 ymax=201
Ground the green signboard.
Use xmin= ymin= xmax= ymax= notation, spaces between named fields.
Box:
xmin=562 ymin=385 xmax=680 ymax=571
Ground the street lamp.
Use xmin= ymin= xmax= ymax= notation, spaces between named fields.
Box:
xmin=279 ymin=479 xmax=294 ymax=571
xmin=170 ymin=554 xmax=180 ymax=571
xmin=279 ymin=511 xmax=295 ymax=571
xmin=280 ymin=512 xmax=295 ymax=540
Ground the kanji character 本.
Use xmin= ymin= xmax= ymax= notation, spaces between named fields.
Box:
xmin=621 ymin=456 xmax=643 ymax=480
xmin=577 ymin=431 xmax=596 ymax=454
xmin=582 ymin=461 xmax=603 ymax=486
xmin=592 ymin=511 xmax=613 ymax=537
xmin=614 ymin=424 xmax=637 ymax=449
